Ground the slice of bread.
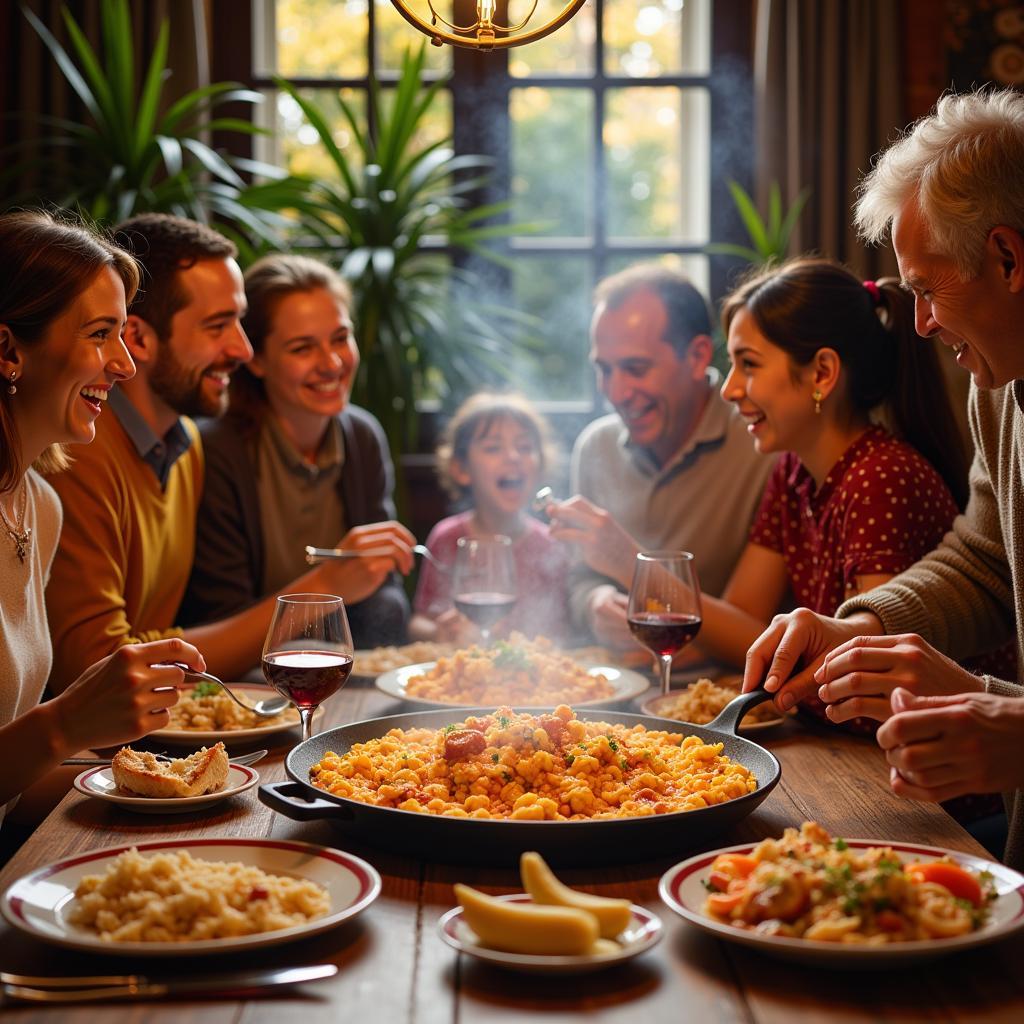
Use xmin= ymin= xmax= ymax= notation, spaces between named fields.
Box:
xmin=111 ymin=743 xmax=230 ymax=798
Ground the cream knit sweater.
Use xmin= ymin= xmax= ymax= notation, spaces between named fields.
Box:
xmin=839 ymin=379 xmax=1024 ymax=866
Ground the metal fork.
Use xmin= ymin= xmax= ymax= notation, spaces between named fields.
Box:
xmin=306 ymin=543 xmax=449 ymax=573
xmin=158 ymin=664 xmax=292 ymax=717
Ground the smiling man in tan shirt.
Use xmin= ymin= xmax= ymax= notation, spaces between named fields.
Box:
xmin=548 ymin=264 xmax=773 ymax=650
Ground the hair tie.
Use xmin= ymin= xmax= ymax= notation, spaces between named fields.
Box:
xmin=863 ymin=279 xmax=881 ymax=304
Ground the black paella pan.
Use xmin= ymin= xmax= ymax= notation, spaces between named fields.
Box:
xmin=259 ymin=690 xmax=782 ymax=866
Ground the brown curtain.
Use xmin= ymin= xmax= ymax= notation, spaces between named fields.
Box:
xmin=753 ymin=0 xmax=970 ymax=453
xmin=0 ymin=0 xmax=209 ymax=199
xmin=753 ymin=0 xmax=902 ymax=278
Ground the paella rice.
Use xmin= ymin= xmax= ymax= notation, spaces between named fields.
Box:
xmin=403 ymin=634 xmax=616 ymax=705
xmin=68 ymin=848 xmax=330 ymax=942
xmin=354 ymin=641 xmax=457 ymax=676
xmin=702 ymin=821 xmax=996 ymax=943
xmin=310 ymin=704 xmax=756 ymax=820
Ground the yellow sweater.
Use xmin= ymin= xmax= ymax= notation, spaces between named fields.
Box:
xmin=45 ymin=410 xmax=204 ymax=692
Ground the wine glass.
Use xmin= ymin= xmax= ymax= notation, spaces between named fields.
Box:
xmin=451 ymin=535 xmax=517 ymax=645
xmin=627 ymin=551 xmax=702 ymax=697
xmin=262 ymin=593 xmax=354 ymax=742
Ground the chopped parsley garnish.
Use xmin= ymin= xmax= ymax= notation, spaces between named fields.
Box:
xmin=491 ymin=753 xmax=500 ymax=763
xmin=565 ymin=754 xmax=575 ymax=766
xmin=443 ymin=724 xmax=457 ymax=734
xmin=619 ymin=758 xmax=628 ymax=771
xmin=492 ymin=641 xmax=533 ymax=672
xmin=191 ymin=680 xmax=222 ymax=698
xmin=824 ymin=863 xmax=866 ymax=914
xmin=498 ymin=715 xmax=510 ymax=728
xmin=833 ymin=838 xmax=848 ymax=852
xmin=608 ymin=739 xmax=619 ymax=752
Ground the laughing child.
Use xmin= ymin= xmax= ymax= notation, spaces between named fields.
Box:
xmin=410 ymin=393 xmax=570 ymax=644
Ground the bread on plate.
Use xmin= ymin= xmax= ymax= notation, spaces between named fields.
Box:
xmin=110 ymin=743 xmax=229 ymax=798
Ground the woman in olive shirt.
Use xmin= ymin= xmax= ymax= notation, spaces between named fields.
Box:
xmin=181 ymin=254 xmax=413 ymax=647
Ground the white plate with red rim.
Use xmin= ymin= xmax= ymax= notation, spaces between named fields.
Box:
xmin=640 ymin=688 xmax=791 ymax=734
xmin=72 ymin=763 xmax=260 ymax=814
xmin=438 ymin=894 xmax=663 ymax=973
xmin=1 ymin=838 xmax=382 ymax=956
xmin=659 ymin=838 xmax=1024 ymax=966
xmin=377 ymin=662 xmax=650 ymax=708
xmin=149 ymin=685 xmax=323 ymax=744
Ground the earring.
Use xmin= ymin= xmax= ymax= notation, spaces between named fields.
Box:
xmin=6 ymin=371 xmax=15 ymax=396
xmin=812 ymin=389 xmax=822 ymax=415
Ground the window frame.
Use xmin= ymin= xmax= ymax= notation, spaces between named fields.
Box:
xmin=212 ymin=0 xmax=753 ymax=431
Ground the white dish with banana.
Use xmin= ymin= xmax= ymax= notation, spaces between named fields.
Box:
xmin=437 ymin=852 xmax=662 ymax=973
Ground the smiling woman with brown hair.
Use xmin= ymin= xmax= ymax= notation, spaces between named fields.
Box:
xmin=180 ymin=253 xmax=415 ymax=648
xmin=0 ymin=210 xmax=205 ymax=830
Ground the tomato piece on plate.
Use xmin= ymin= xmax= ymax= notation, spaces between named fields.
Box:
xmin=905 ymin=861 xmax=984 ymax=907
xmin=708 ymin=853 xmax=758 ymax=892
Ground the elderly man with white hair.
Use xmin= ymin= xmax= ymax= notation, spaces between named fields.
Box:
xmin=742 ymin=88 xmax=1024 ymax=867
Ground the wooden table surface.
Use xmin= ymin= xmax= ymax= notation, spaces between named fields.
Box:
xmin=2 ymin=676 xmax=1023 ymax=1022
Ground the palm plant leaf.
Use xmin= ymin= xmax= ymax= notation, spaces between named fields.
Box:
xmin=135 ymin=21 xmax=170 ymax=159
xmin=101 ymin=0 xmax=133 ymax=129
xmin=778 ymin=186 xmax=811 ymax=250
xmin=726 ymin=181 xmax=770 ymax=256
xmin=8 ymin=0 xmax=285 ymax=243
xmin=22 ymin=7 xmax=105 ymax=126
xmin=709 ymin=181 xmax=811 ymax=267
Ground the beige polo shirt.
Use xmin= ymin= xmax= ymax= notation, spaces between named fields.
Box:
xmin=568 ymin=375 xmax=775 ymax=629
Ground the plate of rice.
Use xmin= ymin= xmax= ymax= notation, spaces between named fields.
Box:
xmin=1 ymin=838 xmax=381 ymax=955
xmin=375 ymin=635 xmax=649 ymax=708
xmin=150 ymin=683 xmax=320 ymax=744
xmin=642 ymin=676 xmax=790 ymax=733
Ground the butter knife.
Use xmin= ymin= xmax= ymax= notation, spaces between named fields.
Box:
xmin=2 ymin=964 xmax=337 ymax=1002
xmin=62 ymin=749 xmax=268 ymax=768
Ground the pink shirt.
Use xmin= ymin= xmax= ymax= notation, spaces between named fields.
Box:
xmin=413 ymin=512 xmax=571 ymax=642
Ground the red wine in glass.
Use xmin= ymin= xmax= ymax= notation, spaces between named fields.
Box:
xmin=628 ymin=612 xmax=702 ymax=659
xmin=451 ymin=535 xmax=516 ymax=644
xmin=627 ymin=551 xmax=702 ymax=696
xmin=262 ymin=594 xmax=353 ymax=742
xmin=454 ymin=591 xmax=517 ymax=629
xmin=262 ymin=650 xmax=354 ymax=709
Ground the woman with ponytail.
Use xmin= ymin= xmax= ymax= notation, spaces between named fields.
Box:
xmin=690 ymin=257 xmax=1011 ymax=725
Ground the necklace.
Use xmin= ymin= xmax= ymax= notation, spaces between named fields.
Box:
xmin=0 ymin=478 xmax=31 ymax=564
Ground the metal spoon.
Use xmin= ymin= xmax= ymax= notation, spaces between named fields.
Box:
xmin=159 ymin=663 xmax=292 ymax=717
xmin=532 ymin=486 xmax=559 ymax=518
xmin=305 ymin=543 xmax=450 ymax=573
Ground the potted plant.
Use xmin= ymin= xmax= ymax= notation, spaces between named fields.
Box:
xmin=248 ymin=45 xmax=543 ymax=464
xmin=707 ymin=180 xmax=810 ymax=266
xmin=3 ymin=0 xmax=287 ymax=248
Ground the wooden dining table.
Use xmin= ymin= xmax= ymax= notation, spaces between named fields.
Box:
xmin=2 ymin=675 xmax=1024 ymax=1023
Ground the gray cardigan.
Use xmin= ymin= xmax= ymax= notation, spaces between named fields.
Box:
xmin=178 ymin=405 xmax=409 ymax=647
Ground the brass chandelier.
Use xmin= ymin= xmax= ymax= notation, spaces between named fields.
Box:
xmin=390 ymin=0 xmax=587 ymax=50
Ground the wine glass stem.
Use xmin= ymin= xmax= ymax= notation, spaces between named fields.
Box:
xmin=659 ymin=655 xmax=673 ymax=697
xmin=299 ymin=707 xmax=316 ymax=743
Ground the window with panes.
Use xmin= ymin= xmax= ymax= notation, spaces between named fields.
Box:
xmin=242 ymin=0 xmax=751 ymax=409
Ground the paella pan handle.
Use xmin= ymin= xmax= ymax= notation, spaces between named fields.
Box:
xmin=704 ymin=688 xmax=777 ymax=736
xmin=259 ymin=781 xmax=356 ymax=821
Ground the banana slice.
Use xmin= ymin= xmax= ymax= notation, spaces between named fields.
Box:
xmin=520 ymin=851 xmax=633 ymax=939
xmin=453 ymin=883 xmax=599 ymax=955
